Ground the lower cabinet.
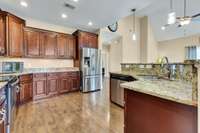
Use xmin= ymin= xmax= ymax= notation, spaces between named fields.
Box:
xmin=32 ymin=72 xmax=80 ymax=101
xmin=33 ymin=73 xmax=47 ymax=100
xmin=47 ymin=73 xmax=59 ymax=96
xmin=19 ymin=74 xmax=33 ymax=104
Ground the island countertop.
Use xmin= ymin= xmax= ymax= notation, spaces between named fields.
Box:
xmin=111 ymin=71 xmax=197 ymax=107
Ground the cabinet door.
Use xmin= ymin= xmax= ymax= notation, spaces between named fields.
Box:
xmin=24 ymin=28 xmax=40 ymax=57
xmin=47 ymin=78 xmax=59 ymax=96
xmin=0 ymin=15 xmax=6 ymax=56
xmin=20 ymin=82 xmax=33 ymax=103
xmin=69 ymin=76 xmax=80 ymax=91
xmin=57 ymin=34 xmax=67 ymax=58
xmin=8 ymin=16 xmax=24 ymax=57
xmin=33 ymin=79 xmax=46 ymax=100
xmin=88 ymin=35 xmax=98 ymax=48
xmin=67 ymin=36 xmax=76 ymax=59
xmin=44 ymin=33 xmax=57 ymax=58
xmin=59 ymin=76 xmax=70 ymax=94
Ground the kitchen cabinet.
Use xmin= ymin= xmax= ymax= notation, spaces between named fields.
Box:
xmin=32 ymin=72 xmax=79 ymax=101
xmin=0 ymin=11 xmax=25 ymax=57
xmin=124 ymin=89 xmax=197 ymax=133
xmin=67 ymin=36 xmax=76 ymax=58
xmin=33 ymin=73 xmax=47 ymax=100
xmin=44 ymin=32 xmax=57 ymax=58
xmin=0 ymin=14 xmax=6 ymax=56
xmin=73 ymin=30 xmax=98 ymax=67
xmin=59 ymin=73 xmax=70 ymax=93
xmin=24 ymin=28 xmax=41 ymax=57
xmin=19 ymin=74 xmax=33 ymax=104
xmin=57 ymin=34 xmax=67 ymax=58
xmin=47 ymin=73 xmax=59 ymax=96
xmin=7 ymin=14 xmax=25 ymax=57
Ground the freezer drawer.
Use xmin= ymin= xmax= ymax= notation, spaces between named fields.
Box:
xmin=82 ymin=75 xmax=102 ymax=92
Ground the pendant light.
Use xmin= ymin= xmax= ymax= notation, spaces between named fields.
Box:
xmin=132 ymin=9 xmax=136 ymax=41
xmin=167 ymin=0 xmax=176 ymax=25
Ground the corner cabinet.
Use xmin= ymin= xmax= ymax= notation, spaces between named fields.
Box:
xmin=0 ymin=11 xmax=25 ymax=57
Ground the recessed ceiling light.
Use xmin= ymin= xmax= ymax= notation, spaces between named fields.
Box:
xmin=73 ymin=0 xmax=79 ymax=2
xmin=61 ymin=13 xmax=67 ymax=19
xmin=20 ymin=1 xmax=28 ymax=7
xmin=161 ymin=26 xmax=166 ymax=30
xmin=88 ymin=21 xmax=93 ymax=26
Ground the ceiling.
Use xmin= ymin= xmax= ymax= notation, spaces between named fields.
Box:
xmin=139 ymin=0 xmax=200 ymax=41
xmin=0 ymin=0 xmax=156 ymax=32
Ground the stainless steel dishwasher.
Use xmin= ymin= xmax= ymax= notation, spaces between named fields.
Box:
xmin=110 ymin=73 xmax=135 ymax=107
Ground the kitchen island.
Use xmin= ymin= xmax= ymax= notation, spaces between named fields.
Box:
xmin=119 ymin=72 xmax=197 ymax=133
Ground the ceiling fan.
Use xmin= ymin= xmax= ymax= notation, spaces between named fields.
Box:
xmin=162 ymin=0 xmax=200 ymax=29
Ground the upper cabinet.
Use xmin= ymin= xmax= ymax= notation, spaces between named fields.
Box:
xmin=8 ymin=15 xmax=25 ymax=57
xmin=24 ymin=27 xmax=41 ymax=57
xmin=57 ymin=34 xmax=76 ymax=59
xmin=43 ymin=32 xmax=57 ymax=58
xmin=24 ymin=27 xmax=76 ymax=59
xmin=0 ymin=14 xmax=6 ymax=56
xmin=0 ymin=11 xmax=25 ymax=57
xmin=67 ymin=35 xmax=76 ymax=58
xmin=57 ymin=34 xmax=67 ymax=58
xmin=74 ymin=31 xmax=98 ymax=49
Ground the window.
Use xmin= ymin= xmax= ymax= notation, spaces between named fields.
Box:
xmin=185 ymin=46 xmax=200 ymax=60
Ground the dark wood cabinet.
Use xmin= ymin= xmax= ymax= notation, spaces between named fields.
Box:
xmin=59 ymin=73 xmax=70 ymax=93
xmin=67 ymin=36 xmax=76 ymax=59
xmin=0 ymin=14 xmax=6 ymax=56
xmin=19 ymin=74 xmax=33 ymax=104
xmin=31 ymin=72 xmax=79 ymax=101
xmin=33 ymin=73 xmax=47 ymax=100
xmin=7 ymin=15 xmax=25 ymax=57
xmin=57 ymin=34 xmax=66 ymax=58
xmin=24 ymin=28 xmax=41 ymax=57
xmin=124 ymin=89 xmax=197 ymax=133
xmin=44 ymin=33 xmax=57 ymax=58
xmin=0 ymin=11 xmax=25 ymax=57
xmin=73 ymin=30 xmax=98 ymax=67
xmin=47 ymin=73 xmax=59 ymax=96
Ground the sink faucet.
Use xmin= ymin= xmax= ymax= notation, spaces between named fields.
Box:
xmin=160 ymin=56 xmax=171 ymax=79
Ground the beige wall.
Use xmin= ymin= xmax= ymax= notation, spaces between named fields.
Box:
xmin=118 ymin=15 xmax=141 ymax=63
xmin=158 ymin=35 xmax=200 ymax=62
xmin=0 ymin=18 xmax=76 ymax=68
xmin=0 ymin=58 xmax=74 ymax=68
xmin=140 ymin=16 xmax=158 ymax=63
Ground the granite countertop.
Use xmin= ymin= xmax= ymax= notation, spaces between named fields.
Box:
xmin=0 ymin=82 xmax=8 ymax=89
xmin=111 ymin=71 xmax=197 ymax=107
xmin=0 ymin=67 xmax=79 ymax=77
xmin=0 ymin=67 xmax=79 ymax=89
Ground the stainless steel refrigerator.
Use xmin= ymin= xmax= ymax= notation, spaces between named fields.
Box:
xmin=81 ymin=48 xmax=102 ymax=92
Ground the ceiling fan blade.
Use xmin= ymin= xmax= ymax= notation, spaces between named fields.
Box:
xmin=192 ymin=13 xmax=200 ymax=18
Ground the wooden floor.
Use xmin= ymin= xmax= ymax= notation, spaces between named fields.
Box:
xmin=13 ymin=79 xmax=124 ymax=133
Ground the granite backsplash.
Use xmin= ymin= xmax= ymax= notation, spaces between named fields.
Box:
xmin=121 ymin=63 xmax=198 ymax=101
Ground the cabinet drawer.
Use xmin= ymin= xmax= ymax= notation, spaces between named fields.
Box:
xmin=20 ymin=74 xmax=33 ymax=82
xmin=68 ymin=71 xmax=79 ymax=77
xmin=47 ymin=73 xmax=59 ymax=79
xmin=33 ymin=73 xmax=46 ymax=80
